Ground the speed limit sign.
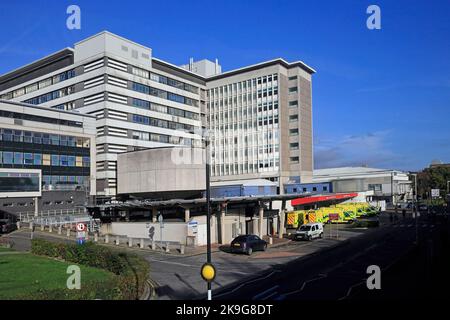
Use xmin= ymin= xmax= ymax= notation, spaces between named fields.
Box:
xmin=76 ymin=223 xmax=86 ymax=232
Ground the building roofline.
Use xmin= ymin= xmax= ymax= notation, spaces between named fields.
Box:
xmin=152 ymin=57 xmax=207 ymax=81
xmin=206 ymin=58 xmax=316 ymax=81
xmin=74 ymin=30 xmax=152 ymax=52
xmin=0 ymin=48 xmax=74 ymax=85
xmin=0 ymin=99 xmax=96 ymax=118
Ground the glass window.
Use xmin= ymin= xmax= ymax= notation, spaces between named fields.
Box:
xmin=43 ymin=154 xmax=51 ymax=166
xmin=76 ymin=156 xmax=83 ymax=167
xmin=82 ymin=156 xmax=90 ymax=167
xmin=60 ymin=155 xmax=68 ymax=166
xmin=68 ymin=156 xmax=76 ymax=167
xmin=14 ymin=152 xmax=23 ymax=164
xmin=24 ymin=153 xmax=33 ymax=165
xmin=34 ymin=153 xmax=42 ymax=165
xmin=42 ymin=134 xmax=50 ymax=145
xmin=3 ymin=152 xmax=13 ymax=164
xmin=51 ymin=155 xmax=59 ymax=166
xmin=50 ymin=135 xmax=59 ymax=145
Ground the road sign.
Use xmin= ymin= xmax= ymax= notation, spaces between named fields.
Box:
xmin=431 ymin=189 xmax=440 ymax=198
xmin=76 ymin=222 xmax=87 ymax=245
xmin=329 ymin=213 xmax=339 ymax=221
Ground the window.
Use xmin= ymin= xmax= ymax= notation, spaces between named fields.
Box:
xmin=76 ymin=156 xmax=83 ymax=167
xmin=290 ymin=156 xmax=299 ymax=163
xmin=369 ymin=184 xmax=382 ymax=192
xmin=14 ymin=152 xmax=23 ymax=164
xmin=288 ymin=76 xmax=298 ymax=80
xmin=289 ymin=87 xmax=298 ymax=93
xmin=43 ymin=154 xmax=51 ymax=166
xmin=289 ymin=100 xmax=298 ymax=107
xmin=60 ymin=155 xmax=68 ymax=166
xmin=51 ymin=155 xmax=59 ymax=166
xmin=289 ymin=114 xmax=298 ymax=122
xmin=34 ymin=154 xmax=42 ymax=165
xmin=290 ymin=142 xmax=299 ymax=150
xmin=289 ymin=128 xmax=299 ymax=136
xmin=68 ymin=156 xmax=76 ymax=167
xmin=323 ymin=186 xmax=328 ymax=192
xmin=24 ymin=153 xmax=33 ymax=165
xmin=3 ymin=152 xmax=13 ymax=164
xmin=82 ymin=156 xmax=90 ymax=167
xmin=312 ymin=187 xmax=317 ymax=192
xmin=302 ymin=188 xmax=307 ymax=192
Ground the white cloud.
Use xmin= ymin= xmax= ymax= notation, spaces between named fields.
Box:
xmin=314 ymin=131 xmax=399 ymax=169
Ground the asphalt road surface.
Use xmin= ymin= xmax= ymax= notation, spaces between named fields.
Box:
xmin=213 ymin=212 xmax=450 ymax=300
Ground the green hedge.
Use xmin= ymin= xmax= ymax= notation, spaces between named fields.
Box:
xmin=31 ymin=239 xmax=149 ymax=300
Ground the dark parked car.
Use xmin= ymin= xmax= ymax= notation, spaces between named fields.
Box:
xmin=418 ymin=204 xmax=428 ymax=211
xmin=0 ymin=220 xmax=17 ymax=234
xmin=230 ymin=234 xmax=267 ymax=255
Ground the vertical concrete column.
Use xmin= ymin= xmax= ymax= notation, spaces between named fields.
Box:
xmin=279 ymin=210 xmax=285 ymax=239
xmin=152 ymin=208 xmax=157 ymax=223
xmin=41 ymin=224 xmax=44 ymax=231
xmin=116 ymin=236 xmax=120 ymax=245
xmin=184 ymin=208 xmax=190 ymax=222
xmin=49 ymin=225 xmax=53 ymax=233
xmin=140 ymin=238 xmax=145 ymax=248
xmin=34 ymin=197 xmax=39 ymax=217
xmin=105 ymin=234 xmax=109 ymax=244
xmin=66 ymin=228 xmax=71 ymax=237
xmin=58 ymin=226 xmax=62 ymax=235
xmin=220 ymin=207 xmax=226 ymax=244
xmin=128 ymin=238 xmax=133 ymax=247
xmin=151 ymin=240 xmax=156 ymax=250
xmin=94 ymin=233 xmax=98 ymax=242
xmin=258 ymin=206 xmax=264 ymax=238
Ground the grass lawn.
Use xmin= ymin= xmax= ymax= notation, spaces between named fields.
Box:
xmin=0 ymin=252 xmax=116 ymax=299
xmin=0 ymin=246 xmax=13 ymax=252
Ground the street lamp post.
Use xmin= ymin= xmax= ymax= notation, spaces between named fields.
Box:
xmin=205 ymin=132 xmax=213 ymax=300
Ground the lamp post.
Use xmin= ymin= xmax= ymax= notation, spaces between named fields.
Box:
xmin=203 ymin=130 xmax=214 ymax=300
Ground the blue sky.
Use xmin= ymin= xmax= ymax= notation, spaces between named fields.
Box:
xmin=0 ymin=0 xmax=449 ymax=171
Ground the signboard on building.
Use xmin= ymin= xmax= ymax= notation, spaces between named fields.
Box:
xmin=0 ymin=169 xmax=42 ymax=198
xmin=431 ymin=189 xmax=440 ymax=198
xmin=187 ymin=220 xmax=198 ymax=237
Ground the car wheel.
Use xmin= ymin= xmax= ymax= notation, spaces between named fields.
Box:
xmin=319 ymin=233 xmax=323 ymax=239
xmin=263 ymin=244 xmax=267 ymax=251
xmin=308 ymin=235 xmax=312 ymax=241
xmin=247 ymin=247 xmax=253 ymax=255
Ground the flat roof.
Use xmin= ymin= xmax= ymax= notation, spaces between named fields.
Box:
xmin=211 ymin=179 xmax=278 ymax=187
xmin=90 ymin=193 xmax=311 ymax=210
xmin=0 ymin=48 xmax=74 ymax=86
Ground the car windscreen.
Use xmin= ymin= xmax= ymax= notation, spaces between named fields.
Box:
xmin=299 ymin=225 xmax=311 ymax=231
xmin=233 ymin=236 xmax=248 ymax=242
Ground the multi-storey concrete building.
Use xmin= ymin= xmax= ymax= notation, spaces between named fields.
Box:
xmin=0 ymin=31 xmax=314 ymax=200
xmin=0 ymin=100 xmax=96 ymax=214
xmin=204 ymin=60 xmax=315 ymax=193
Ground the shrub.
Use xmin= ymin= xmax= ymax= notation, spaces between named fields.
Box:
xmin=31 ymin=239 xmax=149 ymax=300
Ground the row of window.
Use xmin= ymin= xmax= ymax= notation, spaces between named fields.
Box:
xmin=0 ymin=129 xmax=90 ymax=147
xmin=132 ymin=130 xmax=200 ymax=147
xmin=131 ymin=66 xmax=199 ymax=94
xmin=42 ymin=175 xmax=88 ymax=188
xmin=0 ymin=69 xmax=75 ymax=100
xmin=207 ymin=74 xmax=279 ymax=98
xmin=132 ymin=82 xmax=199 ymax=107
xmin=24 ymin=85 xmax=74 ymax=105
xmin=132 ymin=98 xmax=199 ymax=120
xmin=0 ymin=110 xmax=83 ymax=128
xmin=0 ymin=151 xmax=90 ymax=167
xmin=132 ymin=114 xmax=195 ymax=132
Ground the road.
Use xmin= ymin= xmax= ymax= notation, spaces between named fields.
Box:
xmin=213 ymin=212 xmax=450 ymax=300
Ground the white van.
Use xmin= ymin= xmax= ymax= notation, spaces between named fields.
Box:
xmin=294 ymin=223 xmax=324 ymax=241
